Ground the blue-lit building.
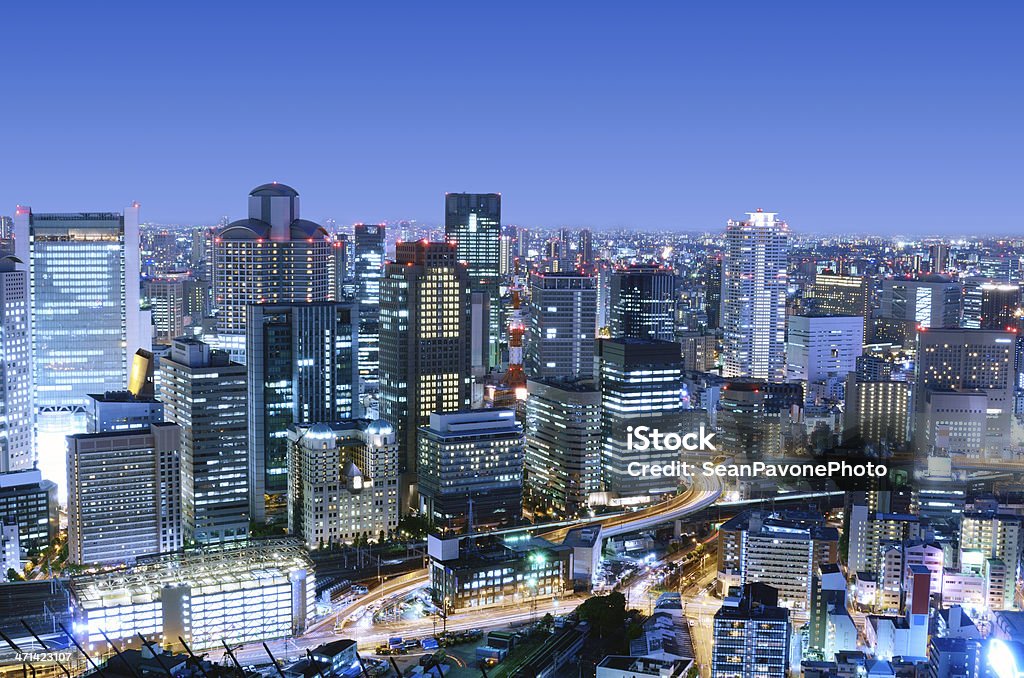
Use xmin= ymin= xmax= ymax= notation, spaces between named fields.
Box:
xmin=0 ymin=255 xmax=33 ymax=472
xmin=353 ymin=223 xmax=384 ymax=389
xmin=246 ymin=303 xmax=360 ymax=522
xmin=609 ymin=263 xmax=679 ymax=342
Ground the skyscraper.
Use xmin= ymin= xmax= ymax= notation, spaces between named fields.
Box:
xmin=445 ymin=193 xmax=501 ymax=368
xmin=597 ymin=338 xmax=686 ymax=501
xmin=144 ymin=276 xmax=187 ymax=345
xmin=526 ymin=271 xmax=598 ymax=381
xmin=806 ymin=272 xmax=872 ymax=340
xmin=66 ymin=422 xmax=183 ymax=565
xmin=784 ymin=314 xmax=863 ymax=391
xmin=14 ymin=204 xmax=145 ymax=410
xmin=962 ymin=281 xmax=1020 ymax=330
xmin=417 ymin=409 xmax=524 ymax=533
xmin=211 ymin=184 xmax=333 ymax=360
xmin=353 ymin=224 xmax=385 ymax=387
xmin=915 ymin=328 xmax=1014 ymax=455
xmin=159 ymin=338 xmax=249 ymax=544
xmin=379 ymin=241 xmax=472 ymax=506
xmin=609 ymin=264 xmax=679 ymax=341
xmin=0 ymin=256 xmax=33 ymax=472
xmin=720 ymin=210 xmax=789 ymax=381
xmin=524 ymin=379 xmax=602 ymax=520
xmin=879 ymin=276 xmax=962 ymax=330
xmin=246 ymin=303 xmax=360 ymax=522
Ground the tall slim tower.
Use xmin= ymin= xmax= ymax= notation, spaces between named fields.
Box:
xmin=0 ymin=256 xmax=33 ymax=472
xmin=354 ymin=223 xmax=385 ymax=388
xmin=720 ymin=210 xmax=790 ymax=381
xmin=379 ymin=241 xmax=472 ymax=507
xmin=246 ymin=303 xmax=360 ymax=522
xmin=445 ymin=193 xmax=501 ymax=369
xmin=159 ymin=338 xmax=249 ymax=544
xmin=211 ymin=184 xmax=333 ymax=361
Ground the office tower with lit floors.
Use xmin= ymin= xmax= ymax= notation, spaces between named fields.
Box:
xmin=806 ymin=272 xmax=873 ymax=341
xmin=159 ymin=338 xmax=249 ymax=543
xmin=417 ymin=409 xmax=524 ymax=533
xmin=712 ymin=583 xmax=791 ymax=678
xmin=246 ymin=303 xmax=360 ymax=522
xmin=66 ymin=422 xmax=184 ymax=566
xmin=353 ymin=223 xmax=385 ymax=388
xmin=380 ymin=241 xmax=472 ymax=510
xmin=524 ymin=378 xmax=601 ymax=520
xmin=597 ymin=338 xmax=685 ymax=502
xmin=915 ymin=328 xmax=1014 ymax=455
xmin=720 ymin=210 xmax=789 ymax=381
xmin=609 ymin=263 xmax=679 ymax=341
xmin=0 ymin=256 xmax=33 ymax=472
xmin=143 ymin=276 xmax=187 ymax=345
xmin=210 ymin=184 xmax=334 ymax=361
xmin=445 ymin=193 xmax=502 ymax=369
xmin=526 ymin=271 xmax=598 ymax=381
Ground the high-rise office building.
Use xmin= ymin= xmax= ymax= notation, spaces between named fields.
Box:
xmin=159 ymin=338 xmax=249 ymax=544
xmin=879 ymin=276 xmax=962 ymax=330
xmin=524 ymin=379 xmax=601 ymax=520
xmin=85 ymin=391 xmax=164 ymax=433
xmin=785 ymin=314 xmax=863 ymax=391
xmin=246 ymin=303 xmax=360 ymax=522
xmin=915 ymin=328 xmax=1014 ymax=455
xmin=609 ymin=264 xmax=679 ymax=341
xmin=578 ymin=228 xmax=594 ymax=272
xmin=0 ymin=469 xmax=58 ymax=558
xmin=720 ymin=210 xmax=789 ymax=381
xmin=353 ymin=223 xmax=385 ymax=387
xmin=703 ymin=256 xmax=723 ymax=329
xmin=144 ymin=276 xmax=187 ymax=345
xmin=718 ymin=511 xmax=839 ymax=612
xmin=962 ymin=281 xmax=1020 ymax=330
xmin=526 ymin=271 xmax=598 ymax=381
xmin=417 ymin=409 xmax=524 ymax=533
xmin=712 ymin=583 xmax=791 ymax=678
xmin=445 ymin=193 xmax=501 ymax=368
xmin=806 ymin=272 xmax=873 ymax=340
xmin=597 ymin=338 xmax=686 ymax=501
xmin=843 ymin=379 xmax=911 ymax=450
xmin=210 ymin=184 xmax=333 ymax=360
xmin=287 ymin=420 xmax=399 ymax=548
xmin=14 ymin=204 xmax=145 ymax=410
xmin=66 ymin=422 xmax=183 ymax=566
xmin=0 ymin=256 xmax=33 ymax=472
xmin=379 ymin=241 xmax=472 ymax=505
xmin=717 ymin=380 xmax=783 ymax=461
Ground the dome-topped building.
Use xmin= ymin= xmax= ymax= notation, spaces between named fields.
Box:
xmin=210 ymin=183 xmax=335 ymax=360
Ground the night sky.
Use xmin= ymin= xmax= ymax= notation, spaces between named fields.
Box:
xmin=3 ymin=1 xmax=1021 ymax=234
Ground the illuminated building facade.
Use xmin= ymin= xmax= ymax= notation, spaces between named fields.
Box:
xmin=143 ymin=276 xmax=187 ymax=345
xmin=0 ymin=256 xmax=33 ymax=472
xmin=210 ymin=184 xmax=333 ymax=360
xmin=417 ymin=409 xmax=524 ymax=533
xmin=597 ymin=338 xmax=685 ymax=501
xmin=609 ymin=264 xmax=679 ymax=341
xmin=159 ymin=338 xmax=249 ymax=544
xmin=68 ymin=538 xmax=315 ymax=652
xmin=445 ymin=193 xmax=501 ymax=368
xmin=524 ymin=379 xmax=601 ymax=520
xmin=526 ymin=271 xmax=598 ymax=381
xmin=720 ymin=210 xmax=789 ymax=381
xmin=14 ymin=205 xmax=145 ymax=411
xmin=66 ymin=422 xmax=183 ymax=566
xmin=379 ymin=241 xmax=472 ymax=505
xmin=246 ymin=303 xmax=359 ymax=522
xmin=806 ymin=273 xmax=873 ymax=341
xmin=353 ymin=223 xmax=384 ymax=387
xmin=287 ymin=420 xmax=399 ymax=548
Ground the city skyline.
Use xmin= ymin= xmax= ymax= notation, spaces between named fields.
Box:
xmin=2 ymin=2 xmax=1022 ymax=234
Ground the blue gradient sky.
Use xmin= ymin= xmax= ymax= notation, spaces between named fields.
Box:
xmin=2 ymin=1 xmax=1021 ymax=234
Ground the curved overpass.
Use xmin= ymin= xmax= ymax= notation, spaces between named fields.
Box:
xmin=538 ymin=471 xmax=723 ymax=543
